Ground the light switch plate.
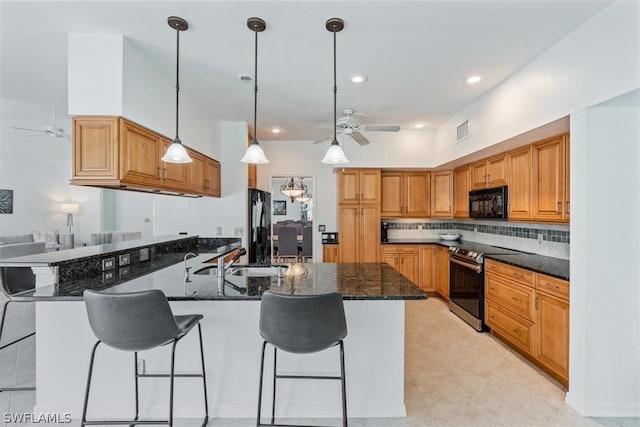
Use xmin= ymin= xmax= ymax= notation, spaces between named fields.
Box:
xmin=139 ymin=248 xmax=150 ymax=262
xmin=318 ymin=225 xmax=326 ymax=232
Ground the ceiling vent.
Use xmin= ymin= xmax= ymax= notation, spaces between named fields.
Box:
xmin=456 ymin=120 xmax=470 ymax=143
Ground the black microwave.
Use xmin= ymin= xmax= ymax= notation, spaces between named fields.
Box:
xmin=469 ymin=186 xmax=508 ymax=220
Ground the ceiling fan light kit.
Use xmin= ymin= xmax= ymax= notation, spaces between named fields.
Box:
xmin=321 ymin=17 xmax=349 ymax=165
xmin=162 ymin=16 xmax=193 ymax=164
xmin=241 ymin=17 xmax=270 ymax=164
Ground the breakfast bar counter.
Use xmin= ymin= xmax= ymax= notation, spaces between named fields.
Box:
xmin=18 ymin=249 xmax=424 ymax=421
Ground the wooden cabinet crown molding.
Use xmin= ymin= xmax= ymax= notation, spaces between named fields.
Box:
xmin=71 ymin=116 xmax=221 ymax=198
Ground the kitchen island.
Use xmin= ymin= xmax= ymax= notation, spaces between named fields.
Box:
xmin=1 ymin=241 xmax=425 ymax=421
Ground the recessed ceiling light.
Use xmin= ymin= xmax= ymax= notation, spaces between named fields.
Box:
xmin=238 ymin=73 xmax=253 ymax=82
xmin=412 ymin=123 xmax=426 ymax=129
xmin=466 ymin=75 xmax=482 ymax=84
xmin=271 ymin=127 xmax=281 ymax=134
xmin=350 ymin=74 xmax=368 ymax=84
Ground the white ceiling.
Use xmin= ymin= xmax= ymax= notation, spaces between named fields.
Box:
xmin=0 ymin=0 xmax=613 ymax=141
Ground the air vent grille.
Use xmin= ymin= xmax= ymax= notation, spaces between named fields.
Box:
xmin=456 ymin=120 xmax=470 ymax=143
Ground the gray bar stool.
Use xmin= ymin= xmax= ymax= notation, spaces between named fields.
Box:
xmin=82 ymin=289 xmax=208 ymax=427
xmin=257 ymin=291 xmax=348 ymax=427
xmin=0 ymin=266 xmax=37 ymax=393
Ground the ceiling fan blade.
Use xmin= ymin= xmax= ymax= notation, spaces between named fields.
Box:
xmin=361 ymin=125 xmax=401 ymax=132
xmin=350 ymin=131 xmax=370 ymax=145
xmin=11 ymin=126 xmax=46 ymax=134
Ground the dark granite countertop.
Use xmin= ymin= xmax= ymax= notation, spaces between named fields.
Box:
xmin=485 ymin=253 xmax=569 ymax=281
xmin=25 ymin=262 xmax=427 ymax=302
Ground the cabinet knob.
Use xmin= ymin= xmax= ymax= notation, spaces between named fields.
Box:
xmin=565 ymin=201 xmax=570 ymax=214
xmin=557 ymin=201 xmax=562 ymax=213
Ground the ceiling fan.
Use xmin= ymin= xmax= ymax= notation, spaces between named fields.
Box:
xmin=314 ymin=107 xmax=400 ymax=145
xmin=10 ymin=125 xmax=69 ymax=139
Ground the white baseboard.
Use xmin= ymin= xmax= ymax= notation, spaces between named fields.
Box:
xmin=565 ymin=392 xmax=640 ymax=417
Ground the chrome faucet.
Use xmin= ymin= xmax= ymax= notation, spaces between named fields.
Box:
xmin=184 ymin=252 xmax=196 ymax=282
xmin=217 ymin=248 xmax=247 ymax=278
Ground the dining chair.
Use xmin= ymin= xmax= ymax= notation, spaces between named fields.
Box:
xmin=301 ymin=226 xmax=313 ymax=262
xmin=277 ymin=226 xmax=299 ymax=262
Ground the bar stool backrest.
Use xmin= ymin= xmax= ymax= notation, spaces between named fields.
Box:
xmin=83 ymin=289 xmax=182 ymax=352
xmin=259 ymin=291 xmax=347 ymax=354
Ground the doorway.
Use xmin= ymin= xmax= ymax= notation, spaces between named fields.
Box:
xmin=269 ymin=175 xmax=314 ymax=263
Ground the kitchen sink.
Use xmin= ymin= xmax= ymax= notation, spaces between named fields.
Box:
xmin=193 ymin=264 xmax=286 ymax=277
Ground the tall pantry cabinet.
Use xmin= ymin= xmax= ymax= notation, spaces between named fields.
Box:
xmin=337 ymin=169 xmax=381 ymax=263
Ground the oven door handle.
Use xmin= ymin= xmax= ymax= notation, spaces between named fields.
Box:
xmin=450 ymin=257 xmax=483 ymax=274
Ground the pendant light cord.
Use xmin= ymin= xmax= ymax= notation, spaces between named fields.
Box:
xmin=332 ymin=27 xmax=337 ymax=144
xmin=253 ymin=24 xmax=258 ymax=144
xmin=175 ymin=28 xmax=180 ymax=142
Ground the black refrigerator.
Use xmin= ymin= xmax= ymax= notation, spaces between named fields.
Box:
xmin=247 ymin=188 xmax=271 ymax=264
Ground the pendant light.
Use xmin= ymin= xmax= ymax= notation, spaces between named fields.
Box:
xmin=321 ymin=18 xmax=349 ymax=165
xmin=241 ymin=17 xmax=269 ymax=164
xmin=280 ymin=177 xmax=306 ymax=201
xmin=162 ymin=16 xmax=192 ymax=163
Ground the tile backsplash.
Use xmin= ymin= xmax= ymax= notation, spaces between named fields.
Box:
xmin=385 ymin=219 xmax=569 ymax=260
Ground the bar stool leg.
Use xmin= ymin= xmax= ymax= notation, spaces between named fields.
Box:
xmin=132 ymin=352 xmax=140 ymax=426
xmin=340 ymin=341 xmax=348 ymax=427
xmin=169 ymin=340 xmax=178 ymax=427
xmin=197 ymin=323 xmax=209 ymax=425
xmin=256 ymin=341 xmax=267 ymax=426
xmin=0 ymin=300 xmax=36 ymax=352
xmin=271 ymin=347 xmax=277 ymax=424
xmin=81 ymin=341 xmax=101 ymax=427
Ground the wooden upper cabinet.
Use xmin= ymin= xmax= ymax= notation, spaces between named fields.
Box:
xmin=431 ymin=171 xmax=453 ymax=218
xmin=119 ymin=119 xmax=161 ymax=186
xmin=71 ymin=116 xmax=221 ymax=197
xmin=532 ymin=134 xmax=568 ymax=222
xmin=453 ymin=165 xmax=470 ymax=218
xmin=564 ymin=137 xmax=570 ymax=221
xmin=507 ymin=146 xmax=532 ymax=220
xmin=337 ymin=169 xmax=381 ymax=204
xmin=471 ymin=154 xmax=507 ymax=190
xmin=381 ymin=170 xmax=430 ymax=218
xmin=73 ymin=117 xmax=118 ymax=179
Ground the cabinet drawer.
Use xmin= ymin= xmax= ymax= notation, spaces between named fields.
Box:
xmin=535 ymin=274 xmax=569 ymax=301
xmin=485 ymin=259 xmax=534 ymax=285
xmin=381 ymin=244 xmax=418 ymax=254
xmin=486 ymin=274 xmax=535 ymax=321
xmin=485 ymin=301 xmax=534 ymax=356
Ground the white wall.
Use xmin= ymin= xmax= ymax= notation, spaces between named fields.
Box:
xmin=0 ymin=98 xmax=101 ymax=245
xmin=432 ymin=0 xmax=640 ymax=165
xmin=566 ymin=89 xmax=640 ymax=416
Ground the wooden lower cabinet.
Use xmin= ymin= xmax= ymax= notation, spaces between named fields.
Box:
xmin=322 ymin=244 xmax=339 ymax=262
xmin=485 ymin=259 xmax=569 ymax=386
xmin=436 ymin=246 xmax=450 ymax=300
xmin=418 ymin=245 xmax=436 ymax=292
xmin=339 ymin=204 xmax=380 ymax=263
xmin=380 ymin=245 xmax=419 ymax=284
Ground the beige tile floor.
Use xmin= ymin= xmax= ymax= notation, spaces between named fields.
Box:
xmin=1 ymin=296 xmax=638 ymax=426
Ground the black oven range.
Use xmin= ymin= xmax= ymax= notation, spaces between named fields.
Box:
xmin=448 ymin=243 xmax=521 ymax=331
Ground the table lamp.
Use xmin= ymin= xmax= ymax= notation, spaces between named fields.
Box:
xmin=60 ymin=202 xmax=79 ymax=234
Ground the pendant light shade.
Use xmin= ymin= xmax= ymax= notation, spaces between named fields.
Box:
xmin=162 ymin=16 xmax=192 ymax=164
xmin=241 ymin=17 xmax=269 ymax=164
xmin=322 ymin=17 xmax=349 ymax=165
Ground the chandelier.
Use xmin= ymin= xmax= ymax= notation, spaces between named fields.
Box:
xmin=280 ymin=177 xmax=307 ymax=202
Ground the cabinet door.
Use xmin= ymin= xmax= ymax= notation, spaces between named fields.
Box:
xmin=453 ymin=165 xmax=470 ymax=218
xmin=338 ymin=205 xmax=359 ymax=262
xmin=437 ymin=246 xmax=450 ymax=299
xmin=419 ymin=245 xmax=436 ymax=292
xmin=322 ymin=244 xmax=339 ymax=262
xmin=360 ymin=205 xmax=381 ymax=262
xmin=470 ymin=161 xmax=488 ymax=190
xmin=188 ymin=151 xmax=206 ymax=194
xmin=119 ymin=119 xmax=161 ymax=186
xmin=431 ymin=171 xmax=453 ymax=218
xmin=360 ymin=169 xmax=381 ymax=203
xmin=73 ymin=117 xmax=118 ymax=179
xmin=535 ymin=292 xmax=569 ymax=383
xmin=564 ymin=134 xmax=570 ymax=221
xmin=405 ymin=171 xmax=430 ymax=217
xmin=400 ymin=253 xmax=419 ymax=284
xmin=205 ymin=158 xmax=221 ymax=197
xmin=381 ymin=253 xmax=400 ymax=270
xmin=381 ymin=172 xmax=404 ymax=217
xmin=487 ymin=154 xmax=507 ymax=187
xmin=507 ymin=146 xmax=532 ymax=220
xmin=532 ymin=135 xmax=566 ymax=221
xmin=159 ymin=138 xmax=188 ymax=190
xmin=337 ymin=169 xmax=361 ymax=204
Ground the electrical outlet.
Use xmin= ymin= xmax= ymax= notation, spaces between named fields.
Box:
xmin=119 ymin=253 xmax=130 ymax=266
xmin=216 ymin=227 xmax=222 ymax=236
xmin=235 ymin=227 xmax=244 ymax=236
xmin=139 ymin=247 xmax=150 ymax=262
xmin=537 ymin=233 xmax=544 ymax=244
xmin=144 ymin=218 xmax=150 ymax=223
xmin=101 ymin=257 xmax=115 ymax=271
xmin=136 ymin=358 xmax=145 ymax=374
